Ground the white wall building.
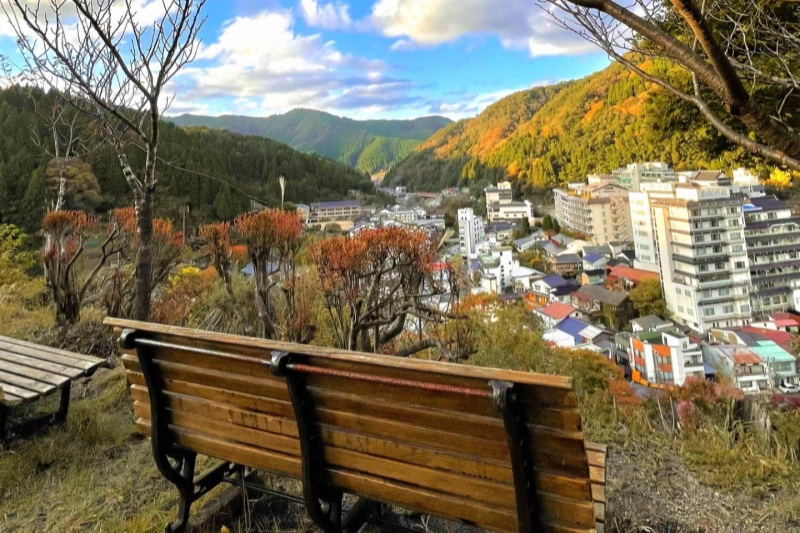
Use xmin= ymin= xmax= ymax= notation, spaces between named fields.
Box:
xmin=553 ymin=183 xmax=632 ymax=243
xmin=629 ymin=182 xmax=679 ymax=272
xmin=651 ymin=184 xmax=753 ymax=332
xmin=487 ymin=200 xmax=534 ymax=223
xmin=457 ymin=207 xmax=485 ymax=259
xmin=612 ymin=162 xmax=675 ymax=191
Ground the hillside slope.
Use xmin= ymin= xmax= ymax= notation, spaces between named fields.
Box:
xmin=169 ymin=109 xmax=452 ymax=174
xmin=386 ymin=61 xmax=752 ymax=193
xmin=0 ymin=89 xmax=373 ymax=232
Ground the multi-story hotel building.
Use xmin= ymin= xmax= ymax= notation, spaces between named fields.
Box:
xmin=650 ymin=184 xmax=753 ymax=332
xmin=743 ymin=196 xmax=800 ymax=316
xmin=553 ymin=183 xmax=632 ymax=243
xmin=612 ymin=162 xmax=675 ymax=191
xmin=457 ymin=207 xmax=485 ymax=258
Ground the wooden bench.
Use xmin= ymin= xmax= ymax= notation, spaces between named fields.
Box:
xmin=0 ymin=334 xmax=104 ymax=442
xmin=108 ymin=318 xmax=607 ymax=533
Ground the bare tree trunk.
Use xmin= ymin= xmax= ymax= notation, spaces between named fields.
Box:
xmin=133 ymin=190 xmax=154 ymax=321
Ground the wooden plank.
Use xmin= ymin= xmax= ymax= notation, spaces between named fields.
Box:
xmin=127 ymin=365 xmax=586 ymax=463
xmin=0 ymin=335 xmax=103 ymax=364
xmin=591 ymin=484 xmax=605 ymax=503
xmin=0 ymin=351 xmax=79 ymax=381
xmin=594 ymin=503 xmax=605 ymax=522
xmin=0 ymin=382 xmax=40 ymax=402
xmin=0 ymin=359 xmax=70 ymax=387
xmin=131 ymin=388 xmax=593 ymax=499
xmin=589 ymin=466 xmax=604 ymax=484
xmin=104 ymin=318 xmax=573 ymax=389
xmin=136 ymin=420 xmax=520 ymax=532
xmin=0 ymin=387 xmax=25 ymax=406
xmin=586 ymin=450 xmax=606 ymax=469
xmin=0 ymin=339 xmax=97 ymax=373
xmin=0 ymin=371 xmax=56 ymax=395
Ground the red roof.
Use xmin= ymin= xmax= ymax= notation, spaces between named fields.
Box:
xmin=741 ymin=326 xmax=796 ymax=351
xmin=731 ymin=348 xmax=761 ymax=365
xmin=768 ymin=312 xmax=800 ymax=327
xmin=571 ymin=291 xmax=592 ymax=302
xmin=606 ymin=265 xmax=660 ymax=284
xmin=539 ymin=302 xmax=577 ymax=320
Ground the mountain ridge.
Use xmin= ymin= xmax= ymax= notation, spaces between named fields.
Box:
xmin=385 ymin=60 xmax=754 ymax=193
xmin=169 ymin=109 xmax=452 ymax=175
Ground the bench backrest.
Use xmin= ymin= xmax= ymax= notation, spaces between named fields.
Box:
xmin=108 ymin=318 xmax=600 ymax=533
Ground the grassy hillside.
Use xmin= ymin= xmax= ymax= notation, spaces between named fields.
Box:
xmin=169 ymin=109 xmax=452 ymax=175
xmin=386 ymin=60 xmax=755 ymax=193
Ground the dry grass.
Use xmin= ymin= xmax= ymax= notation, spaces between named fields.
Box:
xmin=0 ymin=366 xmax=177 ymax=532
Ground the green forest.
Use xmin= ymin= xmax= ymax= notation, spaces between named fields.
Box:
xmin=0 ymin=89 xmax=374 ymax=233
xmin=169 ymin=108 xmax=451 ymax=175
xmin=385 ymin=60 xmax=762 ymax=194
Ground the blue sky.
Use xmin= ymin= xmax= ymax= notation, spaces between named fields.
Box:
xmin=0 ymin=0 xmax=610 ymax=120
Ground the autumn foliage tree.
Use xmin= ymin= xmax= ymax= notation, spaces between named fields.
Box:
xmin=101 ymin=207 xmax=183 ymax=319
xmin=313 ymin=226 xmax=456 ymax=356
xmin=41 ymin=210 xmax=122 ymax=325
xmin=234 ymin=209 xmax=306 ymax=341
xmin=199 ymin=222 xmax=234 ymax=298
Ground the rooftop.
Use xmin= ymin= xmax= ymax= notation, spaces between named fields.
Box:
xmin=311 ymin=200 xmax=361 ymax=210
xmin=631 ymin=314 xmax=671 ymax=331
xmin=577 ymin=284 xmax=629 ymax=306
xmin=583 ymin=253 xmax=604 ymax=264
xmin=539 ymin=302 xmax=578 ymax=321
xmin=555 ymin=253 xmax=581 ymax=264
xmin=607 ymin=265 xmax=660 ymax=284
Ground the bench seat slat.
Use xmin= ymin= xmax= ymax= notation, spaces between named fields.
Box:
xmin=0 ymin=358 xmax=71 ymax=388
xmin=123 ymin=353 xmax=582 ymax=435
xmin=125 ymin=363 xmax=589 ymax=468
xmin=136 ymin=419 xmax=594 ymax=533
xmin=0 ymin=336 xmax=103 ymax=365
xmin=0 ymin=339 xmax=98 ymax=373
xmin=132 ymin=389 xmax=595 ymax=514
xmin=108 ymin=319 xmax=573 ymax=389
xmin=0 ymin=370 xmax=58 ymax=395
xmin=0 ymin=352 xmax=79 ymax=382
xmin=0 ymin=382 xmax=41 ymax=402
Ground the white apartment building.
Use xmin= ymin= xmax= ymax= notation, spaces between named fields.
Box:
xmin=484 ymin=180 xmax=513 ymax=208
xmin=553 ymin=183 xmax=632 ymax=243
xmin=487 ymin=200 xmax=534 ymax=223
xmin=651 ymin=184 xmax=753 ymax=332
xmin=629 ymin=182 xmax=679 ymax=272
xmin=743 ymin=196 xmax=800 ymax=316
xmin=457 ymin=207 xmax=485 ymax=259
xmin=612 ymin=162 xmax=675 ymax=191
xmin=477 ymin=246 xmax=516 ymax=293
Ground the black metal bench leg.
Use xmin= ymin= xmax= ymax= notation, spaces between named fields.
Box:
xmin=270 ymin=351 xmax=345 ymax=533
xmin=168 ymin=452 xmax=198 ymax=533
xmin=57 ymin=382 xmax=71 ymax=423
xmin=0 ymin=404 xmax=8 ymax=443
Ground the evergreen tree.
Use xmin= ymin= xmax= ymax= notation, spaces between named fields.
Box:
xmin=214 ymin=185 xmax=238 ymax=220
xmin=19 ymin=168 xmax=47 ymax=232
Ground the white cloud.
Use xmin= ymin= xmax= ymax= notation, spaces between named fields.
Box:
xmin=371 ymin=0 xmax=594 ymax=57
xmin=170 ymin=9 xmax=422 ymax=117
xmin=299 ymin=0 xmax=353 ymax=30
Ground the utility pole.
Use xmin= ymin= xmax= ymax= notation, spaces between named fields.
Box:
xmin=179 ymin=205 xmax=189 ymax=245
xmin=279 ymin=175 xmax=286 ymax=210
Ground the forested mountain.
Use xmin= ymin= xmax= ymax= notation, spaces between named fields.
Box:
xmin=169 ymin=109 xmax=452 ymax=175
xmin=0 ymin=88 xmax=373 ymax=233
xmin=385 ymin=60 xmax=758 ymax=193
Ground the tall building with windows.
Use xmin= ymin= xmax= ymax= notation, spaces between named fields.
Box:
xmin=457 ymin=207 xmax=485 ymax=258
xmin=743 ymin=196 xmax=800 ymax=316
xmin=629 ymin=182 xmax=679 ymax=272
xmin=650 ymin=184 xmax=753 ymax=332
xmin=612 ymin=162 xmax=675 ymax=191
xmin=553 ymin=183 xmax=632 ymax=243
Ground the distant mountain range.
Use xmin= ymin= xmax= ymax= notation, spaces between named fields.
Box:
xmin=385 ymin=60 xmax=753 ymax=193
xmin=169 ymin=109 xmax=452 ymax=175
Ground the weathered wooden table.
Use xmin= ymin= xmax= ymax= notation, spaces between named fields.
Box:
xmin=0 ymin=335 xmax=104 ymax=442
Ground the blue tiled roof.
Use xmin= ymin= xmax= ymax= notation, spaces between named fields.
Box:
xmin=583 ymin=253 xmax=604 ymax=263
xmin=556 ymin=317 xmax=592 ymax=343
xmin=542 ymin=274 xmax=568 ymax=287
